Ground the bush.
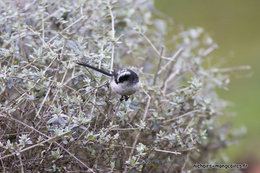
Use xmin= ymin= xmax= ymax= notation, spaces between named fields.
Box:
xmin=0 ymin=0 xmax=245 ymax=172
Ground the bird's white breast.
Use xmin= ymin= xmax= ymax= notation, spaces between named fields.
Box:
xmin=110 ymin=78 xmax=139 ymax=96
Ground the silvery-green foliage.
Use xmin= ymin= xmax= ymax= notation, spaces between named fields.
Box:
xmin=0 ymin=0 xmax=240 ymax=172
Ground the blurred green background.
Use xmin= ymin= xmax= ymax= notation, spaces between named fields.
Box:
xmin=155 ymin=0 xmax=260 ymax=162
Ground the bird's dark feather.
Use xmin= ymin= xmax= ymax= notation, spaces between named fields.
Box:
xmin=115 ymin=69 xmax=139 ymax=84
xmin=77 ymin=62 xmax=113 ymax=77
xmin=118 ymin=74 xmax=130 ymax=83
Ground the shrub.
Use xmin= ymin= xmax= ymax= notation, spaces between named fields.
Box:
xmin=0 ymin=0 xmax=247 ymax=172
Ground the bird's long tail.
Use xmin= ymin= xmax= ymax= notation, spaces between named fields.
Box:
xmin=77 ymin=62 xmax=113 ymax=77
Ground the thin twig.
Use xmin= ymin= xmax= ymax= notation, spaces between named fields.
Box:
xmin=181 ymin=152 xmax=190 ymax=172
xmin=158 ymin=47 xmax=183 ymax=75
xmin=41 ymin=14 xmax=45 ymax=48
xmin=162 ymin=69 xmax=180 ymax=95
xmin=90 ymin=89 xmax=97 ymax=115
xmin=18 ymin=150 xmax=25 ymax=173
xmin=112 ymin=145 xmax=181 ymax=155
xmin=139 ymin=32 xmax=160 ymax=56
xmin=0 ymin=153 xmax=6 ymax=173
xmin=124 ymin=87 xmax=151 ymax=173
xmin=211 ymin=65 xmax=251 ymax=73
xmin=47 ymin=15 xmax=88 ymax=44
xmin=0 ymin=52 xmax=59 ymax=115
xmin=108 ymin=0 xmax=115 ymax=73
xmin=154 ymin=148 xmax=181 ymax=155
xmin=49 ymin=40 xmax=67 ymax=107
xmin=162 ymin=110 xmax=200 ymax=124
xmin=0 ymin=114 xmax=95 ymax=173
xmin=153 ymin=46 xmax=164 ymax=85
xmin=110 ymin=128 xmax=139 ymax=131
xmin=202 ymin=44 xmax=218 ymax=57
xmin=138 ymin=31 xmax=176 ymax=61
xmin=0 ymin=131 xmax=71 ymax=160
xmin=183 ymin=117 xmax=195 ymax=135
xmin=0 ymin=0 xmax=5 ymax=7
xmin=75 ymin=124 xmax=90 ymax=141
xmin=28 ymin=27 xmax=55 ymax=54
xmin=141 ymin=88 xmax=151 ymax=122
xmin=3 ymin=32 xmax=27 ymax=47
xmin=35 ymin=82 xmax=53 ymax=118
xmin=60 ymin=40 xmax=68 ymax=84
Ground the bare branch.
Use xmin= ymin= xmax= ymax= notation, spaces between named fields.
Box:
xmin=162 ymin=69 xmax=180 ymax=95
xmin=211 ymin=66 xmax=251 ymax=73
xmin=0 ymin=114 xmax=95 ymax=173
xmin=153 ymin=46 xmax=164 ymax=85
xmin=124 ymin=87 xmax=151 ymax=173
xmin=162 ymin=110 xmax=200 ymax=124
xmin=108 ymin=0 xmax=116 ymax=73
xmin=158 ymin=47 xmax=183 ymax=75
xmin=47 ymin=15 xmax=88 ymax=44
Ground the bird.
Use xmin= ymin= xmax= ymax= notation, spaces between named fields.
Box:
xmin=77 ymin=62 xmax=139 ymax=101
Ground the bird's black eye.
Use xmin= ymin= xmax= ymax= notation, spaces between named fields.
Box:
xmin=118 ymin=75 xmax=130 ymax=83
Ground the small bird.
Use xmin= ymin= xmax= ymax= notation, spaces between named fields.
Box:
xmin=77 ymin=62 xmax=139 ymax=101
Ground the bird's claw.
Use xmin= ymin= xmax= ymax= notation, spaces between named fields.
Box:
xmin=120 ymin=95 xmax=129 ymax=101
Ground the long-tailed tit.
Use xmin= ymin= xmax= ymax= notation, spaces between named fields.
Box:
xmin=77 ymin=62 xmax=139 ymax=101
